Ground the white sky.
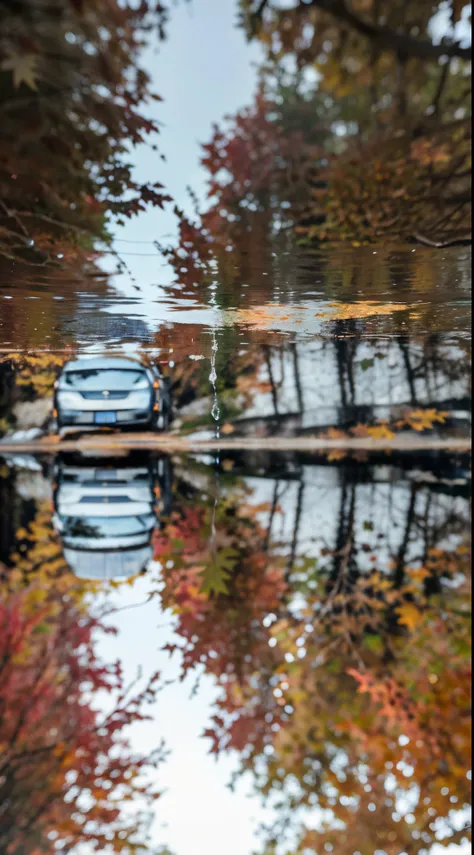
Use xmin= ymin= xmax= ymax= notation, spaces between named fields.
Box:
xmin=96 ymin=576 xmax=273 ymax=855
xmin=107 ymin=0 xmax=263 ymax=290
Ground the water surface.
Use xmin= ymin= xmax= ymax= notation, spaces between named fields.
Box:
xmin=0 ymin=241 xmax=471 ymax=855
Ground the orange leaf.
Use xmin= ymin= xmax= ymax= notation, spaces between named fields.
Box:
xmin=395 ymin=602 xmax=423 ymax=630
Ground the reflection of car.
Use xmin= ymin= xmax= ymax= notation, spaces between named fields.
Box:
xmin=52 ymin=453 xmax=172 ymax=580
xmin=53 ymin=356 xmax=171 ymax=431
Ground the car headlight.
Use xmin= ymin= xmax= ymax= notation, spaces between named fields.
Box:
xmin=134 ymin=377 xmax=150 ymax=389
xmin=57 ymin=391 xmax=83 ymax=409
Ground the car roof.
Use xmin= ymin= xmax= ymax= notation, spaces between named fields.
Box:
xmin=62 ymin=356 xmax=146 ymax=373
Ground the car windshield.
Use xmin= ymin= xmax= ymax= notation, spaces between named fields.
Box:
xmin=62 ymin=369 xmax=148 ymax=391
xmin=60 ymin=514 xmax=156 ymax=538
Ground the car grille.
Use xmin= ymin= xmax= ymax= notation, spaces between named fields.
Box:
xmin=80 ymin=391 xmax=130 ymax=400
xmin=78 ymin=496 xmax=132 ymax=503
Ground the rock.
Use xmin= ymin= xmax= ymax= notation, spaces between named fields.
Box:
xmin=13 ymin=397 xmax=52 ymax=431
xmin=16 ymin=470 xmax=52 ymax=501
xmin=8 ymin=427 xmax=44 ymax=442
xmin=178 ymin=396 xmax=213 ymax=418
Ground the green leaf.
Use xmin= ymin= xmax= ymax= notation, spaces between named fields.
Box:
xmin=359 ymin=358 xmax=374 ymax=372
xmin=33 ymin=622 xmax=51 ymax=634
xmin=199 ymin=547 xmax=239 ymax=595
xmin=363 ymin=634 xmax=383 ymax=654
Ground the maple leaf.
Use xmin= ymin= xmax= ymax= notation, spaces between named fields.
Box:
xmin=199 ymin=548 xmax=239 ymax=596
xmin=1 ymin=52 xmax=39 ymax=90
xmin=408 ymin=566 xmax=431 ymax=583
xmin=401 ymin=408 xmax=449 ymax=432
xmin=366 ymin=424 xmax=396 ymax=440
xmin=396 ymin=602 xmax=423 ymax=630
xmin=325 ymin=301 xmax=409 ymax=321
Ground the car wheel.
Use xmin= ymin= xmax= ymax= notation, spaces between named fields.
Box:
xmin=157 ymin=410 xmax=169 ymax=431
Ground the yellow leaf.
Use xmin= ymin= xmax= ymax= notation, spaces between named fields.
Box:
xmin=402 ymin=408 xmax=449 ymax=432
xmin=396 ymin=603 xmax=422 ymax=630
xmin=1 ymin=52 xmax=39 ymax=90
xmin=366 ymin=424 xmax=396 ymax=440
xmin=408 ymin=567 xmax=431 ymax=582
xmin=322 ymin=301 xmax=409 ymax=321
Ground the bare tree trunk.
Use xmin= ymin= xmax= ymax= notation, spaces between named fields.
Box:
xmin=287 ymin=479 xmax=304 ymax=577
xmin=291 ymin=343 xmax=304 ymax=414
xmin=264 ymin=478 xmax=280 ymax=552
xmin=393 ymin=482 xmax=418 ymax=587
xmin=264 ymin=345 xmax=279 ymax=417
xmin=399 ymin=340 xmax=418 ymax=404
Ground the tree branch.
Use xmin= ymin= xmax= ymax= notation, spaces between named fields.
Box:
xmin=431 ymin=59 xmax=451 ymax=115
xmin=262 ymin=0 xmax=472 ymax=61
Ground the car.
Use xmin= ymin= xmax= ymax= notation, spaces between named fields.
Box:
xmin=53 ymin=356 xmax=171 ymax=431
xmin=52 ymin=452 xmax=172 ymax=580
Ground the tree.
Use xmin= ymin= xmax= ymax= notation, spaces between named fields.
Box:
xmin=159 ymin=3 xmax=471 ymax=251
xmin=0 ymin=0 xmax=172 ymax=265
xmin=242 ymin=1 xmax=471 ymax=93
xmin=158 ymin=79 xmax=350 ymax=299
xmin=239 ymin=0 xmax=471 ymax=243
xmin=0 ymin=503 xmax=166 ymax=854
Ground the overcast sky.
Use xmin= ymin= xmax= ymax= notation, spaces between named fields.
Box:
xmin=107 ymin=1 xmax=262 ymax=284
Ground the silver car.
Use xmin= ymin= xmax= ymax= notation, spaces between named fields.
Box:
xmin=54 ymin=356 xmax=171 ymax=430
xmin=52 ymin=453 xmax=172 ymax=580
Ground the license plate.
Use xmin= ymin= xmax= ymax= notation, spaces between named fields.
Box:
xmin=95 ymin=411 xmax=117 ymax=425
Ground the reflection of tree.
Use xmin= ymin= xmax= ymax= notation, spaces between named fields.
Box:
xmin=209 ymin=334 xmax=471 ymax=436
xmin=149 ymin=316 xmax=470 ymax=440
xmin=1 ymin=500 xmax=166 ymax=854
xmin=156 ymin=458 xmax=471 ymax=854
xmin=0 ymin=255 xmax=111 ymax=430
xmin=61 ymin=517 xmax=103 ymax=539
xmin=153 ymin=474 xmax=288 ymax=676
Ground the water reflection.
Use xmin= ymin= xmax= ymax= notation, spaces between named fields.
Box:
xmin=172 ymin=332 xmax=471 ymax=438
xmin=0 ymin=449 xmax=470 ymax=854
xmin=52 ymin=453 xmax=172 ymax=579
xmin=0 ymin=331 xmax=471 ymax=441
xmin=0 ymin=234 xmax=471 ymax=855
xmin=0 ymin=245 xmax=471 ymax=353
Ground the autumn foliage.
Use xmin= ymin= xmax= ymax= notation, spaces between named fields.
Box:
xmin=1 ymin=450 xmax=471 ymax=854
xmin=153 ymin=464 xmax=471 ymax=854
xmin=0 ymin=0 xmax=171 ymax=265
xmin=157 ymin=0 xmax=472 ymax=265
xmin=0 ymin=502 xmax=165 ymax=854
